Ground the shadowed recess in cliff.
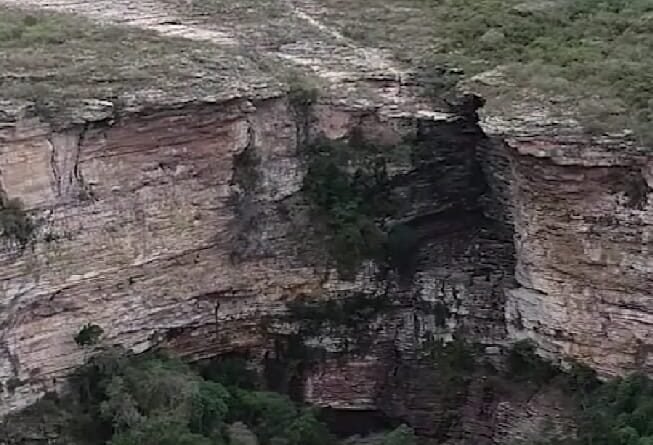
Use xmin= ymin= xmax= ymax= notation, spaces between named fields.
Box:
xmin=299 ymin=112 xmax=489 ymax=280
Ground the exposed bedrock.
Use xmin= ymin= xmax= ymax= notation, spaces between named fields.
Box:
xmin=0 ymin=95 xmax=512 ymax=414
xmin=501 ymin=134 xmax=653 ymax=377
xmin=0 ymin=90 xmax=651 ymax=443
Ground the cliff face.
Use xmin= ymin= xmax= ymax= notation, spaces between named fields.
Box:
xmin=0 ymin=0 xmax=652 ymax=443
xmin=0 ymin=95 xmax=501 ymax=408
xmin=0 ymin=55 xmax=651 ymax=445
xmin=0 ymin=92 xmax=586 ymax=444
xmin=501 ymin=134 xmax=652 ymax=377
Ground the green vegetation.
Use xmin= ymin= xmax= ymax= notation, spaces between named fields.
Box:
xmin=0 ymin=7 xmax=276 ymax=125
xmin=429 ymin=0 xmax=653 ymax=141
xmin=17 ymin=350 xmax=335 ymax=445
xmin=576 ymin=374 xmax=653 ymax=445
xmin=286 ymin=71 xmax=320 ymax=111
xmin=430 ymin=302 xmax=449 ymax=328
xmin=74 ymin=324 xmax=105 ymax=347
xmin=288 ymin=294 xmax=392 ymax=335
xmin=420 ymin=338 xmax=477 ymax=434
xmin=506 ymin=340 xmax=603 ymax=397
xmin=502 ymin=340 xmax=653 ymax=445
xmin=200 ymin=355 xmax=259 ymax=390
xmin=0 ymin=196 xmax=35 ymax=249
xmin=520 ymin=372 xmax=653 ymax=445
xmin=320 ymin=0 xmax=653 ymax=144
xmin=287 ymin=293 xmax=393 ymax=353
xmin=302 ymin=138 xmax=391 ymax=276
xmin=424 ymin=338 xmax=476 ymax=382
xmin=381 ymin=424 xmax=417 ymax=445
xmin=506 ymin=339 xmax=560 ymax=384
xmin=2 ymin=350 xmax=421 ymax=445
xmin=302 ymin=137 xmax=418 ymax=277
xmin=232 ymin=144 xmax=261 ymax=194
xmin=386 ymin=224 xmax=420 ymax=277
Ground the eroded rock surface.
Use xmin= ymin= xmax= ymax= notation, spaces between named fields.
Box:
xmin=502 ymin=134 xmax=652 ymax=377
xmin=0 ymin=1 xmax=651 ymax=444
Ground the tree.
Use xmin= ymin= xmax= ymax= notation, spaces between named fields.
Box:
xmin=382 ymin=424 xmax=417 ymax=445
xmin=190 ymin=381 xmax=230 ymax=436
xmin=110 ymin=416 xmax=215 ymax=445
xmin=283 ymin=409 xmax=334 ymax=445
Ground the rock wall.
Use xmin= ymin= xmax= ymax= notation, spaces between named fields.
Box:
xmin=502 ymin=135 xmax=653 ymax=377
xmin=0 ymin=95 xmax=512 ymax=413
xmin=1 ymin=88 xmax=651 ymax=443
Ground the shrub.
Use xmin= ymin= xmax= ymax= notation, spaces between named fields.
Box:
xmin=431 ymin=301 xmax=450 ymax=328
xmin=226 ymin=388 xmax=299 ymax=442
xmin=0 ymin=197 xmax=35 ymax=249
xmin=110 ymin=416 xmax=214 ymax=445
xmin=74 ymin=323 xmax=104 ymax=347
xmin=577 ymin=374 xmax=653 ymax=445
xmin=382 ymin=424 xmax=418 ymax=445
xmin=283 ymin=409 xmax=334 ymax=445
xmin=287 ymin=74 xmax=319 ymax=111
xmin=506 ymin=339 xmax=559 ymax=384
xmin=564 ymin=360 xmax=600 ymax=397
xmin=287 ymin=292 xmax=393 ymax=350
xmin=424 ymin=338 xmax=476 ymax=397
xmin=302 ymin=138 xmax=398 ymax=277
xmin=189 ymin=381 xmax=230 ymax=436
xmin=201 ymin=356 xmax=258 ymax=390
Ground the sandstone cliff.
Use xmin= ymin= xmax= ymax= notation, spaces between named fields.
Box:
xmin=0 ymin=1 xmax=651 ymax=443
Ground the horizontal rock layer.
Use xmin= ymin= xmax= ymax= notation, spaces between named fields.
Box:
xmin=501 ymin=134 xmax=653 ymax=377
xmin=0 ymin=94 xmax=511 ymax=412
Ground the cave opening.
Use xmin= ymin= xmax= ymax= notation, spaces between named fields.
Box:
xmin=318 ymin=408 xmax=399 ymax=438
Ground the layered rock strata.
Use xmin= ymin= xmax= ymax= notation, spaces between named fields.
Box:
xmin=0 ymin=0 xmax=651 ymax=443
xmin=500 ymin=133 xmax=652 ymax=377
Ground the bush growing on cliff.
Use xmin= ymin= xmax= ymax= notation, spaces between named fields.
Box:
xmin=200 ymin=355 xmax=258 ymax=390
xmin=386 ymin=223 xmax=419 ymax=276
xmin=74 ymin=323 xmax=104 ymax=347
xmin=0 ymin=196 xmax=35 ymax=249
xmin=286 ymin=292 xmax=394 ymax=354
xmin=302 ymin=138 xmax=400 ymax=277
xmin=507 ymin=339 xmax=559 ymax=384
xmin=287 ymin=71 xmax=320 ymax=111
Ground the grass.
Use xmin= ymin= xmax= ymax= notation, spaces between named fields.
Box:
xmin=170 ymin=0 xmax=287 ymax=19
xmin=317 ymin=0 xmax=653 ymax=144
xmin=3 ymin=1 xmax=650 ymax=142
xmin=0 ymin=7 xmax=278 ymax=125
xmin=160 ymin=0 xmax=333 ymax=49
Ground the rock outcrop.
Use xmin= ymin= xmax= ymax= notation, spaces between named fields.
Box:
xmin=0 ymin=1 xmax=651 ymax=444
xmin=501 ymin=132 xmax=652 ymax=377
